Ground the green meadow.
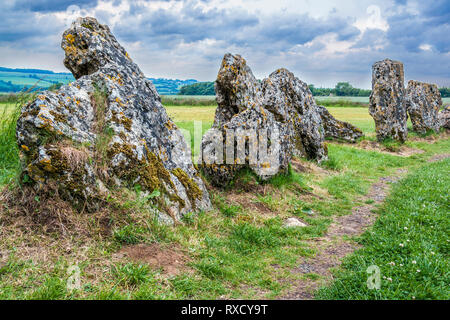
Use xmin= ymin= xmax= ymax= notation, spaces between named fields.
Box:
xmin=0 ymin=97 xmax=448 ymax=300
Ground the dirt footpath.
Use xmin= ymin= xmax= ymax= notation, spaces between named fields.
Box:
xmin=281 ymin=168 xmax=408 ymax=300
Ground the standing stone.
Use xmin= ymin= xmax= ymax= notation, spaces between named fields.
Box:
xmin=369 ymin=59 xmax=408 ymax=142
xmin=439 ymin=106 xmax=450 ymax=129
xmin=316 ymin=105 xmax=364 ymax=143
xmin=16 ymin=17 xmax=211 ymax=223
xmin=262 ymin=68 xmax=328 ymax=161
xmin=405 ymin=80 xmax=442 ymax=133
xmin=201 ymin=54 xmax=327 ymax=186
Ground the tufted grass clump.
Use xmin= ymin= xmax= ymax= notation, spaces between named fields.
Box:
xmin=92 ymin=83 xmax=112 ymax=167
xmin=0 ymin=92 xmax=34 ymax=186
xmin=0 ymin=104 xmax=20 ymax=185
xmin=213 ymin=194 xmax=242 ymax=217
xmin=111 ymin=263 xmax=152 ymax=287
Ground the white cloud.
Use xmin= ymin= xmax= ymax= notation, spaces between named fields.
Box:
xmin=354 ymin=5 xmax=389 ymax=33
xmin=1 ymin=0 xmax=449 ymax=87
xmin=419 ymin=43 xmax=432 ymax=51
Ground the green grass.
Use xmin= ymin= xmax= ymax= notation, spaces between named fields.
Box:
xmin=317 ymin=159 xmax=450 ymax=300
xmin=0 ymin=98 xmax=449 ymax=300
xmin=316 ymin=96 xmax=450 ymax=106
xmin=161 ymin=96 xmax=216 ymax=106
xmin=0 ymin=102 xmax=22 ymax=185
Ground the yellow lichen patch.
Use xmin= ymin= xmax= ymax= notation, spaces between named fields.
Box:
xmin=39 ymin=157 xmax=55 ymax=173
xmin=107 ymin=141 xmax=186 ymax=211
xmin=65 ymin=34 xmax=75 ymax=44
xmin=49 ymin=110 xmax=68 ymax=124
xmin=37 ymin=114 xmax=54 ymax=131
xmin=115 ymin=97 xmax=126 ymax=106
xmin=261 ymin=162 xmax=271 ymax=168
xmin=171 ymin=168 xmax=203 ymax=209
xmin=164 ymin=120 xmax=176 ymax=131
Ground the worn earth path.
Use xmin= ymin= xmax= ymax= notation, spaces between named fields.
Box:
xmin=281 ymin=168 xmax=408 ymax=300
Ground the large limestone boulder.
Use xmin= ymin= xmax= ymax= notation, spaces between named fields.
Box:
xmin=16 ymin=17 xmax=211 ymax=223
xmin=262 ymin=68 xmax=328 ymax=161
xmin=201 ymin=54 xmax=327 ymax=186
xmin=439 ymin=106 xmax=450 ymax=129
xmin=369 ymin=59 xmax=408 ymax=142
xmin=405 ymin=80 xmax=442 ymax=134
xmin=316 ymin=105 xmax=363 ymax=143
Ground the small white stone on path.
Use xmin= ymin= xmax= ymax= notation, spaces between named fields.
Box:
xmin=283 ymin=217 xmax=307 ymax=228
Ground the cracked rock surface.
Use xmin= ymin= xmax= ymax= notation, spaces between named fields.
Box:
xmin=316 ymin=105 xmax=363 ymax=143
xmin=439 ymin=106 xmax=450 ymax=130
xmin=369 ymin=59 xmax=408 ymax=142
xmin=406 ymin=80 xmax=442 ymax=134
xmin=16 ymin=17 xmax=211 ymax=222
xmin=201 ymin=53 xmax=327 ymax=186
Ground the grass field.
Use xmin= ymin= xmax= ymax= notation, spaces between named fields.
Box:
xmin=317 ymin=158 xmax=450 ymax=299
xmin=165 ymin=105 xmax=384 ymax=135
xmin=315 ymin=96 xmax=450 ymax=106
xmin=0 ymin=99 xmax=448 ymax=300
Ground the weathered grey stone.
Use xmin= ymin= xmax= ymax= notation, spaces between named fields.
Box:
xmin=369 ymin=59 xmax=408 ymax=142
xmin=283 ymin=217 xmax=307 ymax=228
xmin=439 ymin=106 xmax=450 ymax=129
xmin=16 ymin=17 xmax=211 ymax=222
xmin=201 ymin=53 xmax=327 ymax=186
xmin=262 ymin=68 xmax=328 ymax=161
xmin=406 ymin=80 xmax=442 ymax=134
xmin=316 ymin=105 xmax=364 ymax=143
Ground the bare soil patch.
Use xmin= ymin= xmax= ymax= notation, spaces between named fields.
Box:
xmin=409 ymin=130 xmax=449 ymax=143
xmin=113 ymin=243 xmax=190 ymax=276
xmin=428 ymin=153 xmax=450 ymax=162
xmin=358 ymin=140 xmax=424 ymax=156
xmin=281 ymin=168 xmax=407 ymax=300
xmin=291 ymin=158 xmax=330 ymax=176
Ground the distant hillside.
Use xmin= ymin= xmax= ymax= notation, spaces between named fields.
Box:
xmin=0 ymin=67 xmax=197 ymax=95
xmin=148 ymin=78 xmax=197 ymax=95
xmin=0 ymin=67 xmax=72 ymax=75
xmin=179 ymin=82 xmax=215 ymax=95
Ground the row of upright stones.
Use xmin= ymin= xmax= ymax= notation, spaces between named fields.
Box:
xmin=369 ymin=59 xmax=444 ymax=141
xmin=16 ymin=17 xmax=363 ymax=223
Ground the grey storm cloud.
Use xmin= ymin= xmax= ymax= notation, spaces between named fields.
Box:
xmin=113 ymin=2 xmax=360 ymax=53
xmin=0 ymin=5 xmax=64 ymax=44
xmin=0 ymin=0 xmax=448 ymax=87
xmin=13 ymin=0 xmax=98 ymax=12
xmin=386 ymin=0 xmax=450 ymax=53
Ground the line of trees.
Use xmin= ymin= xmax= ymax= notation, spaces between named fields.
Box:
xmin=178 ymin=81 xmax=450 ymax=97
xmin=178 ymin=82 xmax=215 ymax=95
xmin=439 ymin=87 xmax=450 ymax=97
xmin=309 ymin=82 xmax=372 ymax=97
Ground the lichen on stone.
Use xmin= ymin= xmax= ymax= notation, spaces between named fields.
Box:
xmin=316 ymin=105 xmax=363 ymax=143
xmin=201 ymin=53 xmax=327 ymax=186
xmin=16 ymin=17 xmax=211 ymax=222
xmin=369 ymin=59 xmax=408 ymax=142
xmin=406 ymin=80 xmax=442 ymax=134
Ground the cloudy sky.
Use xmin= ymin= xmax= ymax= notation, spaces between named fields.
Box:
xmin=0 ymin=0 xmax=449 ymax=88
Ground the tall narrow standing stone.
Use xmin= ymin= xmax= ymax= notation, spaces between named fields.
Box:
xmin=405 ymin=80 xmax=442 ymax=134
xmin=369 ymin=59 xmax=408 ymax=142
